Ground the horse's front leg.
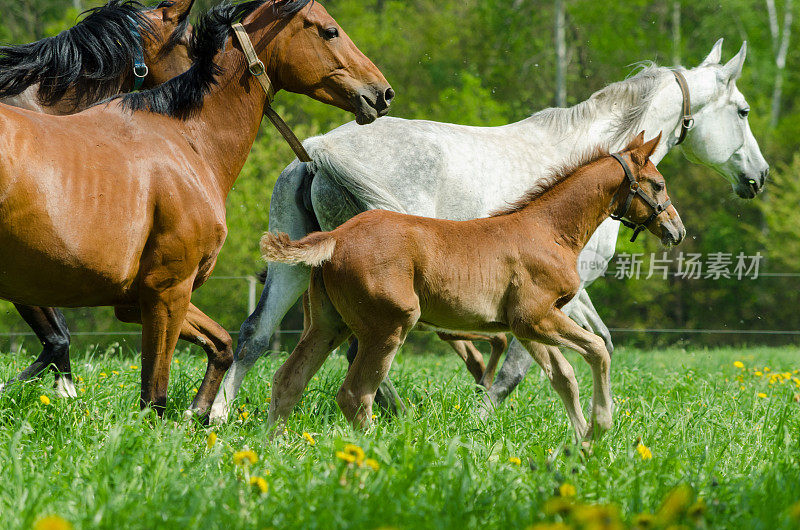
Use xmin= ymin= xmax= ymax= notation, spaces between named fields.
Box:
xmin=516 ymin=309 xmax=613 ymax=440
xmin=138 ymin=278 xmax=193 ymax=415
xmin=4 ymin=305 xmax=75 ymax=398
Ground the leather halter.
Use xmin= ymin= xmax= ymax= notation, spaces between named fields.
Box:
xmin=128 ymin=23 xmax=149 ymax=91
xmin=231 ymin=23 xmax=312 ymax=163
xmin=609 ymin=153 xmax=671 ymax=243
xmin=671 ymin=70 xmax=693 ymax=145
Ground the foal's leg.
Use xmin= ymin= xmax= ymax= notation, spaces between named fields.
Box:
xmin=337 ymin=323 xmax=412 ymax=430
xmin=268 ymin=272 xmax=350 ymax=431
xmin=519 ymin=341 xmax=588 ymax=441
xmin=138 ymin=280 xmax=193 ymax=415
xmin=436 ymin=334 xmax=486 ymax=384
xmin=345 ymin=339 xmax=406 ymax=414
xmin=516 ymin=309 xmax=613 ymax=439
xmin=3 ymin=305 xmax=75 ymax=398
xmin=478 ymin=333 xmax=509 ymax=389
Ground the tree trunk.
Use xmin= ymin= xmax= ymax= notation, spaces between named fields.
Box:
xmin=672 ymin=0 xmax=681 ymax=66
xmin=555 ymin=0 xmax=566 ymax=107
xmin=766 ymin=0 xmax=793 ymax=128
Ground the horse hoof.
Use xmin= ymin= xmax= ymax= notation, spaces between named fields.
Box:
xmin=208 ymin=406 xmax=230 ymax=425
xmin=54 ymin=378 xmax=77 ymax=399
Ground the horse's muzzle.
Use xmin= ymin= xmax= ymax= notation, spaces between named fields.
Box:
xmin=353 ymin=85 xmax=394 ymax=124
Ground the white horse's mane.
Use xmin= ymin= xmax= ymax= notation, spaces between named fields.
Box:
xmin=529 ymin=63 xmax=675 ymax=148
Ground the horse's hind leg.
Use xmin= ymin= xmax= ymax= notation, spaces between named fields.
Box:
xmin=268 ymin=272 xmax=350 ymax=432
xmin=520 ymin=341 xmax=588 ymax=441
xmin=345 ymin=339 xmax=406 ymax=415
xmin=479 ymin=333 xmax=508 ymax=389
xmin=2 ymin=305 xmax=75 ymax=398
xmin=436 ymin=333 xmax=486 ymax=384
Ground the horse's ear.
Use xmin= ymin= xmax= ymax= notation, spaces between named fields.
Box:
xmin=631 ymin=132 xmax=662 ymax=166
xmin=160 ymin=0 xmax=195 ymax=23
xmin=625 ymin=131 xmax=646 ymax=151
xmin=700 ymin=38 xmax=724 ymax=66
xmin=720 ymin=41 xmax=746 ymax=84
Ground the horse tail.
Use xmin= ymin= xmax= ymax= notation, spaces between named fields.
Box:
xmin=304 ymin=134 xmax=407 ymax=214
xmin=260 ymin=231 xmax=336 ymax=267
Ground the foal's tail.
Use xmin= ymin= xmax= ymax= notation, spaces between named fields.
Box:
xmin=260 ymin=231 xmax=336 ymax=267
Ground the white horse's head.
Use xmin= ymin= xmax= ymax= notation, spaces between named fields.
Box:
xmin=680 ymin=39 xmax=769 ymax=198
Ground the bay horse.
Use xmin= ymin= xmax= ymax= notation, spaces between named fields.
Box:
xmin=262 ymin=133 xmax=685 ymax=441
xmin=0 ymin=0 xmax=392 ymax=416
xmin=0 ymin=0 xmax=195 ymax=397
xmin=211 ymin=39 xmax=768 ymax=424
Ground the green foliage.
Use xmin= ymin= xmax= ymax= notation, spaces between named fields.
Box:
xmin=0 ymin=345 xmax=799 ymax=528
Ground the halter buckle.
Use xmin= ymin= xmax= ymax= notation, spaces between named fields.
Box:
xmin=249 ymin=60 xmax=266 ymax=77
xmin=629 ymin=181 xmax=640 ymax=192
xmin=133 ymin=64 xmax=149 ymax=78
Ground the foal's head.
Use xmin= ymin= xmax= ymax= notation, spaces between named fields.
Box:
xmin=616 ymin=132 xmax=686 ymax=246
xmin=267 ymin=1 xmax=393 ymax=124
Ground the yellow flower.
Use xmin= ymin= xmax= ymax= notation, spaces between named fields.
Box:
xmin=632 ymin=512 xmax=656 ymax=529
xmin=207 ymin=432 xmax=217 ymax=448
xmin=508 ymin=456 xmax=522 ymax=465
xmin=302 ymin=432 xmax=316 ymax=446
xmin=793 ymin=394 xmax=800 ymax=403
xmin=249 ymin=476 xmax=268 ymax=494
xmin=543 ymin=497 xmax=574 ymax=516
xmin=99 ymin=372 xmax=107 ymax=379
xmin=343 ymin=443 xmax=365 ymax=464
xmin=733 ymin=361 xmax=744 ymax=369
xmin=238 ymin=410 xmax=249 ymax=421
xmin=365 ymin=458 xmax=380 ymax=471
xmin=112 ymin=370 xmax=119 ymax=376
xmin=233 ymin=449 xmax=258 ymax=466
xmin=79 ymin=388 xmax=86 ymax=394
xmin=757 ymin=392 xmax=767 ymax=399
xmin=33 ymin=515 xmax=72 ymax=530
xmin=335 ymin=450 xmax=357 ymax=464
xmin=129 ymin=365 xmax=138 ymax=370
xmin=636 ymin=443 xmax=653 ymax=460
xmin=527 ymin=523 xmax=570 ymax=530
xmin=558 ymin=483 xmax=576 ymax=497
xmin=657 ymin=484 xmax=693 ymax=523
xmin=39 ymin=395 xmax=51 ymax=406
xmin=754 ymin=371 xmax=763 ymax=377
xmin=764 ymin=367 xmax=771 ymax=372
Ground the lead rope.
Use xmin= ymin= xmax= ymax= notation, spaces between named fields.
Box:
xmin=231 ymin=23 xmax=312 ymax=163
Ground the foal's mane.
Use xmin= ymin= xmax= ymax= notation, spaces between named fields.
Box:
xmin=490 ymin=147 xmax=610 ymax=217
xmin=0 ymin=0 xmax=158 ymax=108
xmin=117 ymin=0 xmax=312 ymax=119
xmin=530 ymin=63 xmax=677 ymax=147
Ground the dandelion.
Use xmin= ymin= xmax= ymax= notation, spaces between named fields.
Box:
xmin=99 ymin=372 xmax=107 ymax=379
xmin=207 ymin=432 xmax=217 ymax=448
xmin=112 ymin=370 xmax=119 ymax=376
xmin=33 ymin=515 xmax=72 ymax=530
xmin=636 ymin=443 xmax=653 ymax=460
xmin=130 ymin=365 xmax=138 ymax=370
xmin=656 ymin=484 xmax=693 ymax=524
xmin=558 ymin=483 xmax=576 ymax=497
xmin=343 ymin=443 xmax=365 ymax=464
xmin=754 ymin=371 xmax=763 ymax=377
xmin=365 ymin=458 xmax=380 ymax=471
xmin=632 ymin=512 xmax=656 ymax=529
xmin=39 ymin=395 xmax=51 ymax=406
xmin=757 ymin=392 xmax=767 ymax=399
xmin=543 ymin=497 xmax=574 ymax=516
xmin=79 ymin=388 xmax=86 ymax=394
xmin=302 ymin=432 xmax=316 ymax=446
xmin=239 ymin=410 xmax=250 ymax=421
xmin=335 ymin=450 xmax=357 ymax=464
xmin=233 ymin=449 xmax=258 ymax=466
xmin=764 ymin=367 xmax=771 ymax=372
xmin=508 ymin=456 xmax=522 ymax=465
xmin=249 ymin=476 xmax=268 ymax=494
xmin=733 ymin=361 xmax=744 ymax=369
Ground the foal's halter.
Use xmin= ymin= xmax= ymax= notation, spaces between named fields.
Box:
xmin=231 ymin=23 xmax=312 ymax=162
xmin=609 ymin=153 xmax=671 ymax=243
xmin=671 ymin=70 xmax=693 ymax=145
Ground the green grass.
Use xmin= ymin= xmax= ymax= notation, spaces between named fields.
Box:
xmin=1 ymin=344 xmax=799 ymax=529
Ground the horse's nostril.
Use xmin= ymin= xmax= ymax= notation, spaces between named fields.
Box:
xmin=384 ymin=87 xmax=395 ymax=104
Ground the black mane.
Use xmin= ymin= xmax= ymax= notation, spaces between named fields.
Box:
xmin=0 ymin=0 xmax=157 ymax=108
xmin=118 ymin=0 xmax=312 ymax=119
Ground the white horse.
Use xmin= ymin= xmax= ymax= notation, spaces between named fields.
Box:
xmin=210 ymin=40 xmax=768 ymax=423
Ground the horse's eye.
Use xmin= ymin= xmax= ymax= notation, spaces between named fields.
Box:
xmin=738 ymin=107 xmax=750 ymax=118
xmin=653 ymin=181 xmax=664 ymax=192
xmin=323 ymin=27 xmax=339 ymax=40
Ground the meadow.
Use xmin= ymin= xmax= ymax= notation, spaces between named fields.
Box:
xmin=0 ymin=343 xmax=799 ymax=529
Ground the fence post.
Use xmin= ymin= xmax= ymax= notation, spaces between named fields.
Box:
xmin=247 ymin=276 xmax=257 ymax=315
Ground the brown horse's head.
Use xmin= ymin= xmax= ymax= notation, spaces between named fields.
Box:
xmin=266 ymin=1 xmax=393 ymax=124
xmin=621 ymin=132 xmax=686 ymax=246
xmin=139 ymin=0 xmax=196 ymax=88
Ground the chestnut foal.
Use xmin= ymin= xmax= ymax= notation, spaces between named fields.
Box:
xmin=263 ymin=132 xmax=685 ymax=440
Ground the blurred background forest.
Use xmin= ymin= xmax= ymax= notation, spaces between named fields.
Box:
xmin=1 ymin=0 xmax=799 ymax=354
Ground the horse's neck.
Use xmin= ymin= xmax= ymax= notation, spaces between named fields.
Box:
xmin=0 ymin=84 xmax=116 ymax=115
xmin=515 ymin=159 xmax=623 ymax=253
